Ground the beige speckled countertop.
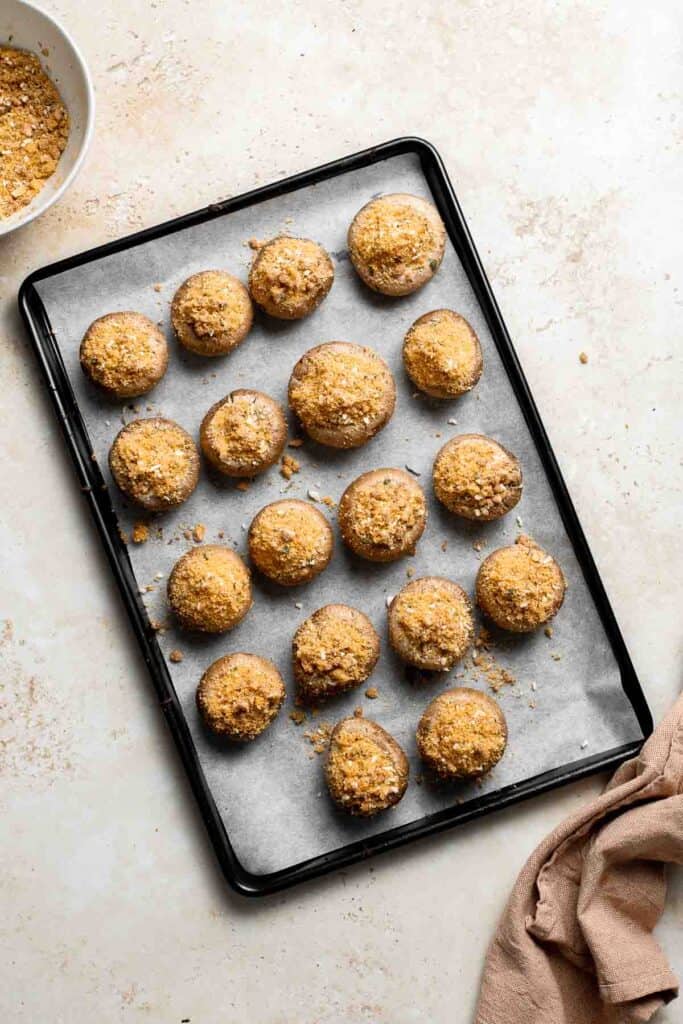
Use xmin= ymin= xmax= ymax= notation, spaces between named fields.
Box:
xmin=1 ymin=2 xmax=681 ymax=1021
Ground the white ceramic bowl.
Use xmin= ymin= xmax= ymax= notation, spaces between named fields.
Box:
xmin=0 ymin=0 xmax=94 ymax=236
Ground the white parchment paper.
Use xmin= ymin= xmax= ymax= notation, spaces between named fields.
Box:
xmin=35 ymin=153 xmax=643 ymax=876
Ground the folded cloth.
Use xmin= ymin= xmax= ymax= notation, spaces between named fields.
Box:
xmin=475 ymin=693 xmax=683 ymax=1024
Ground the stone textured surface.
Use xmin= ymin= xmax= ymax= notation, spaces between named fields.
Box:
xmin=0 ymin=2 xmax=680 ymax=1021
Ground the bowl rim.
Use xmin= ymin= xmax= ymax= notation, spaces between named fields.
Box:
xmin=0 ymin=0 xmax=95 ymax=237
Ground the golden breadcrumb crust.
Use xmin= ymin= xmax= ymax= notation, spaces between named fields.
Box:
xmin=171 ymin=270 xmax=253 ymax=355
xmin=339 ymin=468 xmax=427 ymax=562
xmin=348 ymin=193 xmax=446 ymax=296
xmin=325 ymin=716 xmax=409 ymax=816
xmin=200 ymin=389 xmax=286 ymax=477
xmin=249 ymin=236 xmax=334 ymax=319
xmin=288 ymin=341 xmax=395 ymax=449
xmin=293 ymin=604 xmax=380 ymax=701
xmin=167 ymin=545 xmax=252 ymax=632
xmin=433 ymin=433 xmax=522 ymax=521
xmin=476 ymin=534 xmax=566 ymax=632
xmin=417 ymin=687 xmax=507 ymax=778
xmin=109 ymin=417 xmax=199 ymax=511
xmin=248 ymin=499 xmax=333 ymax=586
xmin=80 ymin=312 xmax=168 ymax=398
xmin=389 ymin=576 xmax=474 ymax=670
xmin=196 ymin=652 xmax=285 ymax=741
xmin=403 ymin=309 xmax=482 ymax=398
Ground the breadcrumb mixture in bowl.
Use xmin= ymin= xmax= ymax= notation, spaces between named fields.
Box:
xmin=288 ymin=341 xmax=395 ymax=449
xmin=79 ymin=312 xmax=168 ymax=399
xmin=348 ymin=193 xmax=446 ymax=296
xmin=417 ymin=687 xmax=507 ymax=779
xmin=388 ymin=576 xmax=474 ymax=671
xmin=171 ymin=270 xmax=253 ymax=356
xmin=200 ymin=389 xmax=286 ymax=477
xmin=476 ymin=534 xmax=566 ymax=632
xmin=249 ymin=236 xmax=334 ymax=319
xmin=108 ymin=417 xmax=199 ymax=511
xmin=0 ymin=46 xmax=69 ymax=221
xmin=167 ymin=545 xmax=252 ymax=633
xmin=248 ymin=498 xmax=334 ymax=586
xmin=196 ymin=652 xmax=285 ymax=741
xmin=325 ymin=716 xmax=409 ymax=816
xmin=338 ymin=468 xmax=427 ymax=562
xmin=403 ymin=309 xmax=483 ymax=398
xmin=293 ymin=604 xmax=380 ymax=701
xmin=433 ymin=433 xmax=522 ymax=521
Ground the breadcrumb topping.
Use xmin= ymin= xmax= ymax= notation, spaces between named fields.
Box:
xmin=390 ymin=578 xmax=474 ymax=670
xmin=325 ymin=719 xmax=408 ymax=816
xmin=339 ymin=470 xmax=427 ymax=560
xmin=196 ymin=653 xmax=285 ymax=741
xmin=171 ymin=271 xmax=253 ymax=355
xmin=404 ymin=309 xmax=482 ymax=398
xmin=249 ymin=500 xmax=333 ymax=585
xmin=293 ymin=605 xmax=379 ymax=700
xmin=201 ymin=390 xmax=286 ymax=476
xmin=80 ymin=313 xmax=168 ymax=398
xmin=109 ymin=418 xmax=199 ymax=510
xmin=0 ymin=47 xmax=70 ymax=219
xmin=476 ymin=534 xmax=566 ymax=632
xmin=348 ymin=194 xmax=445 ymax=295
xmin=433 ymin=434 xmax=522 ymax=521
xmin=417 ymin=689 xmax=507 ymax=778
xmin=167 ymin=545 xmax=252 ymax=632
xmin=289 ymin=342 xmax=395 ymax=446
xmin=249 ymin=236 xmax=334 ymax=319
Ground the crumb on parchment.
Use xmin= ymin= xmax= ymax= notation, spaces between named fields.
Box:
xmin=131 ymin=522 xmax=149 ymax=544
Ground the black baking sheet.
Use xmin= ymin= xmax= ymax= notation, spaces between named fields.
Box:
xmin=19 ymin=138 xmax=651 ymax=896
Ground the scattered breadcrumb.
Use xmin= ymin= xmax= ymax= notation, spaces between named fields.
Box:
xmin=441 ymin=539 xmax=448 ymax=552
xmin=365 ymin=687 xmax=379 ymax=699
xmin=472 ymin=650 xmax=516 ymax=693
xmin=529 ymin=700 xmax=537 ymax=709
xmin=192 ymin=523 xmax=206 ymax=543
xmin=279 ymin=454 xmax=300 ymax=480
xmin=551 ymin=652 xmax=562 ymax=661
xmin=169 ymin=649 xmax=183 ymax=664
xmin=131 ymin=522 xmax=149 ymax=544
xmin=473 ymin=539 xmax=483 ymax=552
xmin=149 ymin=619 xmax=165 ymax=633
xmin=248 ymin=237 xmax=264 ymax=250
xmin=303 ymin=722 xmax=332 ymax=754
xmin=321 ymin=495 xmax=336 ymax=508
xmin=288 ymin=438 xmax=304 ymax=448
xmin=353 ymin=706 xmax=363 ymax=718
xmin=289 ymin=709 xmax=307 ymax=726
xmin=579 ymin=352 xmax=589 ymax=364
xmin=544 ymin=626 xmax=553 ymax=638
xmin=153 ymin=283 xmax=163 ymax=293
xmin=474 ymin=626 xmax=494 ymax=651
